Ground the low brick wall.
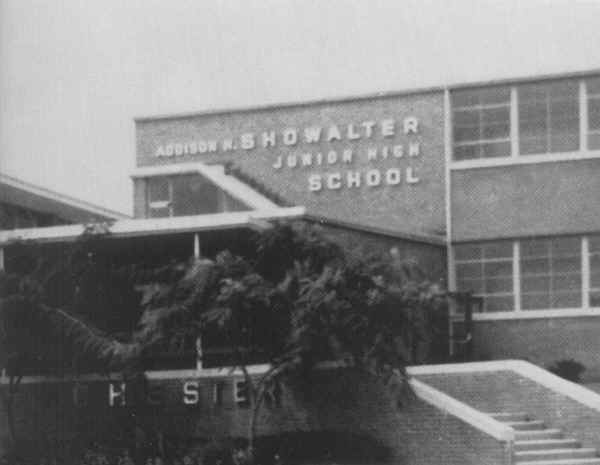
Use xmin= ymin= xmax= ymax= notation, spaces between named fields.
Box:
xmin=416 ymin=367 xmax=600 ymax=451
xmin=472 ymin=316 xmax=600 ymax=381
xmin=0 ymin=369 xmax=509 ymax=464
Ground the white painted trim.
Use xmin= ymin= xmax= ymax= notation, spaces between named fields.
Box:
xmin=0 ymin=361 xmax=351 ymax=386
xmin=407 ymin=359 xmax=525 ymax=375
xmin=0 ymin=207 xmax=306 ymax=246
xmin=583 ymin=237 xmax=591 ymax=309
xmin=409 ymin=378 xmax=515 ymax=442
xmin=412 ymin=359 xmax=600 ymax=416
xmin=510 ymin=361 xmax=600 ymax=413
xmin=148 ymin=364 xmax=272 ymax=380
xmin=0 ymin=173 xmax=129 ymax=220
xmin=510 ymin=86 xmax=519 ymax=158
xmin=131 ymin=162 xmax=279 ymax=211
xmin=581 ymin=80 xmax=589 ymax=152
xmin=450 ymin=150 xmax=600 ymax=170
xmin=513 ymin=241 xmax=521 ymax=312
xmin=0 ymin=365 xmax=273 ymax=385
xmin=473 ymin=308 xmax=600 ymax=321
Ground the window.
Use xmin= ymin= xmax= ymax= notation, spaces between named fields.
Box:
xmin=146 ymin=174 xmax=248 ymax=218
xmin=454 ymin=241 xmax=514 ymax=312
xmin=451 ymin=87 xmax=511 ymax=160
xmin=519 ymin=237 xmax=581 ymax=310
xmin=451 ymin=76 xmax=600 ymax=161
xmin=148 ymin=177 xmax=171 ymax=218
xmin=590 ymin=235 xmax=600 ymax=307
xmin=453 ymin=236 xmax=600 ymax=314
xmin=518 ymin=80 xmax=579 ymax=155
xmin=588 ymin=77 xmax=600 ymax=150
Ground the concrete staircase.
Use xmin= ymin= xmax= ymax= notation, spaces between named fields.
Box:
xmin=489 ymin=412 xmax=600 ymax=465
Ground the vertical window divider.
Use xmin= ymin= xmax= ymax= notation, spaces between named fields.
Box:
xmin=167 ymin=178 xmax=174 ymax=217
xmin=510 ymin=86 xmax=519 ymax=158
xmin=583 ymin=236 xmax=591 ymax=310
xmin=580 ymin=79 xmax=588 ymax=152
xmin=513 ymin=241 xmax=521 ymax=312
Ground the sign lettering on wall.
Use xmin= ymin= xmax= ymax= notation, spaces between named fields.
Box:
xmin=154 ymin=116 xmax=423 ymax=193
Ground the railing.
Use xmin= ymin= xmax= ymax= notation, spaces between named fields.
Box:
xmin=448 ymin=291 xmax=484 ymax=360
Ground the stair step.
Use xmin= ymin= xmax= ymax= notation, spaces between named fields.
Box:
xmin=516 ymin=429 xmax=563 ymax=440
xmin=515 ymin=439 xmax=581 ymax=451
xmin=515 ymin=459 xmax=600 ymax=465
xmin=516 ymin=449 xmax=598 ymax=461
xmin=508 ymin=420 xmax=546 ymax=430
xmin=488 ymin=412 xmax=530 ymax=422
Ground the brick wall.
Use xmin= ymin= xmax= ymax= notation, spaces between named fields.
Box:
xmin=134 ymin=92 xmax=446 ymax=239
xmin=0 ymin=369 xmax=508 ymax=464
xmin=451 ymin=158 xmax=600 ymax=241
xmin=471 ymin=316 xmax=600 ymax=380
xmin=315 ymin=222 xmax=446 ymax=282
xmin=416 ymin=369 xmax=600 ymax=452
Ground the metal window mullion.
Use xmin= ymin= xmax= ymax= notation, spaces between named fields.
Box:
xmin=546 ymin=89 xmax=552 ymax=153
xmin=168 ymin=178 xmax=174 ymax=217
xmin=583 ymin=236 xmax=590 ymax=309
xmin=513 ymin=241 xmax=521 ymax=312
xmin=580 ymin=79 xmax=589 ymax=152
xmin=510 ymin=87 xmax=519 ymax=157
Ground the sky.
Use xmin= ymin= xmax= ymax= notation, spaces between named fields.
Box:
xmin=2 ymin=0 xmax=600 ymax=216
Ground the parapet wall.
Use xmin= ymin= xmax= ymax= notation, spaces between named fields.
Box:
xmin=1 ymin=367 xmax=509 ymax=464
xmin=411 ymin=360 xmax=600 ymax=453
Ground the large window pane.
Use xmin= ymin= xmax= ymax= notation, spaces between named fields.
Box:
xmin=172 ymin=174 xmax=220 ymax=216
xmin=588 ymin=77 xmax=600 ymax=150
xmin=454 ymin=241 xmax=514 ymax=312
xmin=452 ymin=86 xmax=511 ymax=160
xmin=148 ymin=177 xmax=171 ymax=218
xmin=520 ymin=237 xmax=582 ymax=310
xmin=518 ymin=79 xmax=579 ymax=155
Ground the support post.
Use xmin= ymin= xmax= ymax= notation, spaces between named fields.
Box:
xmin=193 ymin=233 xmax=200 ymax=260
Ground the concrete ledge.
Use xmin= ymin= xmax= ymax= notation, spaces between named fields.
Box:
xmin=0 ymin=207 xmax=306 ymax=245
xmin=131 ymin=162 xmax=279 ymax=210
xmin=473 ymin=309 xmax=600 ymax=321
xmin=409 ymin=378 xmax=515 ymax=442
xmin=409 ymin=360 xmax=600 ymax=414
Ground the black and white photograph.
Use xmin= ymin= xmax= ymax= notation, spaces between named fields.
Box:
xmin=2 ymin=1 xmax=600 ymax=464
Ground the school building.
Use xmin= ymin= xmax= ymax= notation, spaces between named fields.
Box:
xmin=2 ymin=68 xmax=600 ymax=464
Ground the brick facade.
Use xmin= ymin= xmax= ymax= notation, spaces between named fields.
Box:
xmin=134 ymin=92 xmax=446 ymax=239
xmin=451 ymin=159 xmax=600 ymax=242
xmin=471 ymin=316 xmax=600 ymax=380
xmin=0 ymin=369 xmax=509 ymax=464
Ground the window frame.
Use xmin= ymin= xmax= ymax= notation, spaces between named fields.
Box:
xmin=449 ymin=76 xmax=600 ymax=169
xmin=451 ymin=86 xmax=512 ymax=161
xmin=451 ymin=235 xmax=600 ymax=320
xmin=587 ymin=77 xmax=600 ymax=150
xmin=454 ymin=241 xmax=514 ymax=313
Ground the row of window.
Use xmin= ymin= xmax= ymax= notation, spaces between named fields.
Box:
xmin=451 ymin=76 xmax=600 ymax=161
xmin=454 ymin=235 xmax=600 ymax=312
xmin=146 ymin=174 xmax=248 ymax=218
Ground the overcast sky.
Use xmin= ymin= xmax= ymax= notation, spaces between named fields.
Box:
xmin=2 ymin=0 xmax=600 ymax=215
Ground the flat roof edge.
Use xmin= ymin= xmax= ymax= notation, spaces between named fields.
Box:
xmin=0 ymin=207 xmax=306 ymax=246
xmin=134 ymin=68 xmax=600 ymax=123
xmin=0 ymin=173 xmax=129 ymax=220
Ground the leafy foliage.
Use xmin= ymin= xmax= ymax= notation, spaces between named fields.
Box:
xmin=0 ymin=220 xmax=448 ymax=456
xmin=547 ymin=359 xmax=586 ymax=383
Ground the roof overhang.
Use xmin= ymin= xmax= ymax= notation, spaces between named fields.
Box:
xmin=131 ymin=162 xmax=279 ymax=211
xmin=0 ymin=173 xmax=129 ymax=222
xmin=0 ymin=207 xmax=306 ymax=246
